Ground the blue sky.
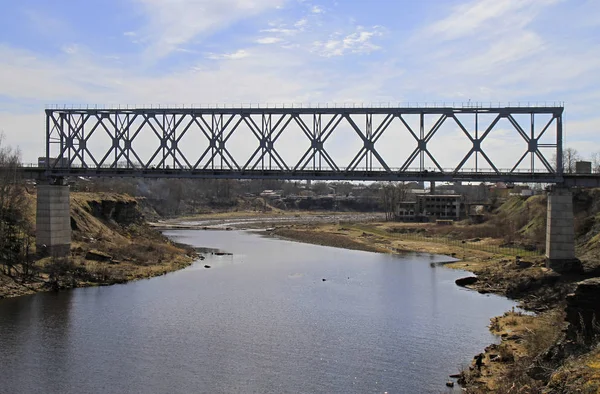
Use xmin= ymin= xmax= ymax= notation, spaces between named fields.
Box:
xmin=0 ymin=0 xmax=599 ymax=167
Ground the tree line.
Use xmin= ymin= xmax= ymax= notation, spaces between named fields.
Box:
xmin=0 ymin=133 xmax=35 ymax=279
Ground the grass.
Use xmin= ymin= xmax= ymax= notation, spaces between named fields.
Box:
xmin=348 ymin=222 xmax=543 ymax=257
xmin=462 ymin=309 xmax=565 ymax=393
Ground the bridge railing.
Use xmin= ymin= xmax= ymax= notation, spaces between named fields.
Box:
xmin=44 ymin=101 xmax=565 ymax=110
xmin=26 ymin=162 xmax=558 ymax=174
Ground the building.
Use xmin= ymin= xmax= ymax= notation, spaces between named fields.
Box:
xmin=417 ymin=194 xmax=462 ymax=221
xmin=395 ymin=194 xmax=463 ymax=222
xmin=576 ymin=161 xmax=592 ymax=174
xmin=396 ymin=201 xmax=418 ymax=221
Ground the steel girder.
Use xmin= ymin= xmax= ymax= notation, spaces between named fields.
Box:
xmin=45 ymin=106 xmax=564 ymax=182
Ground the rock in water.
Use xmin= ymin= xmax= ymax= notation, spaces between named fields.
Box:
xmin=455 ymin=276 xmax=478 ymax=287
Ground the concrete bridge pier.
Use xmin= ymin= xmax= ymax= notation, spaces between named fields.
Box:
xmin=546 ymin=187 xmax=579 ymax=272
xmin=36 ymin=183 xmax=71 ymax=257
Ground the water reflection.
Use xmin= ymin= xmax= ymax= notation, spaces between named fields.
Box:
xmin=1 ymin=291 xmax=74 ymax=393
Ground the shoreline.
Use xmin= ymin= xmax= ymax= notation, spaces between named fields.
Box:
xmin=0 ymin=252 xmax=196 ymax=300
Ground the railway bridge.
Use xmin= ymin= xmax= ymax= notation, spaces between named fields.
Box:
xmin=30 ymin=104 xmax=596 ymax=272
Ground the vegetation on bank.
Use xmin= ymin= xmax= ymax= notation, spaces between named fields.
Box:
xmin=0 ymin=190 xmax=195 ymax=299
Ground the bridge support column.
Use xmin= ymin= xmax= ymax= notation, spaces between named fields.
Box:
xmin=546 ymin=188 xmax=579 ymax=272
xmin=36 ymin=184 xmax=71 ymax=257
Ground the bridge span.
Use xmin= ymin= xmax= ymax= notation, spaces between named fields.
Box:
xmin=34 ymin=105 xmax=581 ymax=272
xmin=43 ymin=105 xmax=564 ymax=182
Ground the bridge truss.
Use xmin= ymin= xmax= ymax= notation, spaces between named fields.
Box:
xmin=45 ymin=106 xmax=564 ymax=183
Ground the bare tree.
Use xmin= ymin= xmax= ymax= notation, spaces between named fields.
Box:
xmin=380 ymin=182 xmax=410 ymax=221
xmin=552 ymin=148 xmax=581 ymax=174
xmin=0 ymin=133 xmax=28 ymax=276
xmin=564 ymin=148 xmax=581 ymax=174
xmin=592 ymin=152 xmax=600 ymax=173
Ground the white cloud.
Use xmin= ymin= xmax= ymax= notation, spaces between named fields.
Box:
xmin=311 ymin=5 xmax=323 ymax=14
xmin=207 ymin=49 xmax=251 ymax=60
xmin=261 ymin=27 xmax=298 ymax=35
xmin=61 ymin=44 xmax=80 ymax=55
xmin=425 ymin=0 xmax=561 ymax=41
xmin=312 ymin=27 xmax=384 ymax=57
xmin=294 ymin=18 xmax=307 ymax=28
xmin=134 ymin=0 xmax=285 ymax=58
xmin=255 ymin=37 xmax=283 ymax=44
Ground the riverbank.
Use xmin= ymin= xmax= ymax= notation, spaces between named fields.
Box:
xmin=0 ymin=252 xmax=194 ymax=299
xmin=0 ymin=192 xmax=196 ymax=299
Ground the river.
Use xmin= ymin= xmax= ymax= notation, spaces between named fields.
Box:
xmin=0 ymin=230 xmax=516 ymax=393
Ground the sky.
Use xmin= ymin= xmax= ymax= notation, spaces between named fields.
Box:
xmin=0 ymin=0 xmax=599 ymax=171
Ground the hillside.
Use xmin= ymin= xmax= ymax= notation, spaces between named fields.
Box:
xmin=485 ymin=191 xmax=600 ymax=269
xmin=0 ymin=191 xmax=195 ymax=298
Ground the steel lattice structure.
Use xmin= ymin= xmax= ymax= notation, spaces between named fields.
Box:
xmin=45 ymin=106 xmax=564 ymax=183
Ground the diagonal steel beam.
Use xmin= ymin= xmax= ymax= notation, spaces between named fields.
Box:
xmin=454 ymin=148 xmax=475 ymax=173
xmin=479 ymin=150 xmax=499 ymax=174
xmin=424 ymin=150 xmax=444 ymax=172
xmin=372 ymin=114 xmax=395 ymax=143
xmin=293 ymin=115 xmax=313 ymax=140
xmin=346 ymin=148 xmax=368 ymax=171
xmin=450 ymin=115 xmax=474 ymax=142
xmin=424 ymin=114 xmax=447 ymax=142
xmin=536 ymin=116 xmax=556 ymax=140
xmin=535 ymin=150 xmax=555 ymax=173
xmin=510 ymin=151 xmax=529 ymax=173
xmin=344 ymin=114 xmax=391 ymax=172
xmin=479 ymin=114 xmax=502 ymax=141
xmin=271 ymin=115 xmax=294 ymax=144
xmin=507 ymin=114 xmax=530 ymax=142
xmin=398 ymin=115 xmax=420 ymax=142
xmin=400 ymin=147 xmax=421 ymax=172
xmin=321 ymin=114 xmax=344 ymax=142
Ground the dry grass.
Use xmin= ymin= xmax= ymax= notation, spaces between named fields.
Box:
xmin=547 ymin=348 xmax=600 ymax=393
xmin=462 ymin=310 xmax=566 ymax=393
xmin=273 ymin=226 xmax=386 ymax=253
xmin=1 ymin=191 xmax=194 ymax=298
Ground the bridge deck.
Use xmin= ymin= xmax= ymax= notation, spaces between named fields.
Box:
xmin=21 ymin=166 xmax=600 ymax=187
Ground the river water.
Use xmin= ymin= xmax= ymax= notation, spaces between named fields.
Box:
xmin=0 ymin=230 xmax=516 ymax=393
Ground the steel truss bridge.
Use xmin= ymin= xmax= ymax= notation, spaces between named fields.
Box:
xmin=41 ymin=105 xmax=569 ymax=183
